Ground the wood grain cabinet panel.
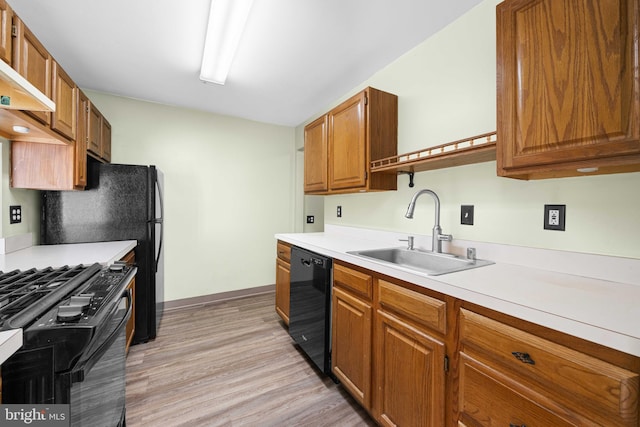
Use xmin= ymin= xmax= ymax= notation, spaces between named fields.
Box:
xmin=74 ymin=90 xmax=89 ymax=188
xmin=459 ymin=308 xmax=639 ymax=426
xmin=120 ymin=250 xmax=136 ymax=353
xmin=88 ymin=101 xmax=101 ymax=155
xmin=0 ymin=0 xmax=11 ymax=65
xmin=329 ymin=91 xmax=367 ymax=190
xmin=458 ymin=352 xmax=575 ymax=427
xmin=378 ymin=279 xmax=446 ymax=335
xmin=303 ymin=115 xmax=329 ymax=193
xmin=332 ymin=285 xmax=373 ymax=410
xmin=275 ymin=241 xmax=291 ymax=325
xmin=333 ymin=262 xmax=373 ymax=300
xmin=375 ymin=310 xmax=445 ymax=427
xmin=101 ymin=116 xmax=111 ymax=162
xmin=51 ymin=61 xmax=77 ymax=141
xmin=12 ymin=16 xmax=51 ymax=125
xmin=497 ymin=0 xmax=640 ymax=179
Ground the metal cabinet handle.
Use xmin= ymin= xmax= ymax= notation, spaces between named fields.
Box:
xmin=512 ymin=351 xmax=535 ymax=365
xmin=509 ymin=424 xmax=527 ymax=427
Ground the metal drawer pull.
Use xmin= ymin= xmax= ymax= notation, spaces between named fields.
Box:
xmin=509 ymin=424 xmax=527 ymax=427
xmin=512 ymin=351 xmax=535 ymax=365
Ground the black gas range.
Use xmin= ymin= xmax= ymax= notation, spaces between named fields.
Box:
xmin=0 ymin=262 xmax=136 ymax=427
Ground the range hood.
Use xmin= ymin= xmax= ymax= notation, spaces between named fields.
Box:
xmin=0 ymin=59 xmax=55 ymax=112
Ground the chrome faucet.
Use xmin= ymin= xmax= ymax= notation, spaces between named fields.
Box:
xmin=405 ymin=189 xmax=452 ymax=253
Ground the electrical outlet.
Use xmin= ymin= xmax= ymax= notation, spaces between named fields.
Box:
xmin=337 ymin=206 xmax=342 ymax=218
xmin=306 ymin=215 xmax=315 ymax=224
xmin=461 ymin=205 xmax=474 ymax=225
xmin=9 ymin=205 xmax=22 ymax=224
xmin=544 ymin=204 xmax=566 ymax=231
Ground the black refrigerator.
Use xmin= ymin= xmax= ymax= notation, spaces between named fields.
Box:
xmin=41 ymin=162 xmax=164 ymax=344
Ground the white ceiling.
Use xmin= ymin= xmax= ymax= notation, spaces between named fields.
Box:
xmin=8 ymin=0 xmax=484 ymax=127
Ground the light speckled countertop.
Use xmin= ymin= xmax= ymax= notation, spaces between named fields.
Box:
xmin=0 ymin=240 xmax=137 ymax=271
xmin=277 ymin=225 xmax=640 ymax=357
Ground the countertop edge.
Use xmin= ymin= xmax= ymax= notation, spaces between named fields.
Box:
xmin=0 ymin=329 xmax=22 ymax=364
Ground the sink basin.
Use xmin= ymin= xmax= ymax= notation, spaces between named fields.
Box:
xmin=347 ymin=247 xmax=493 ymax=276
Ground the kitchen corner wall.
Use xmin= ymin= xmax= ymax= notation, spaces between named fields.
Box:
xmin=298 ymin=0 xmax=640 ymax=259
xmin=0 ymin=139 xmax=40 ymax=244
xmin=84 ymin=91 xmax=296 ymax=301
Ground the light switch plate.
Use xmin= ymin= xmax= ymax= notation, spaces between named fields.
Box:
xmin=461 ymin=205 xmax=474 ymax=225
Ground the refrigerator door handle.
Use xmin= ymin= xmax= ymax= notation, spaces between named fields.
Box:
xmin=153 ymin=173 xmax=164 ymax=273
xmin=154 ymin=219 xmax=163 ymax=274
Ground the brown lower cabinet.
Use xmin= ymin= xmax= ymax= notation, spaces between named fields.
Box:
xmin=329 ymin=260 xmax=640 ymax=427
xmin=275 ymin=241 xmax=291 ymax=325
xmin=120 ymin=250 xmax=136 ymax=353
xmin=332 ymin=262 xmax=374 ymax=409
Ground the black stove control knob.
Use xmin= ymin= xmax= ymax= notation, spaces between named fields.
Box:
xmin=109 ymin=263 xmax=125 ymax=272
xmin=57 ymin=305 xmax=83 ymax=322
xmin=69 ymin=295 xmax=93 ymax=310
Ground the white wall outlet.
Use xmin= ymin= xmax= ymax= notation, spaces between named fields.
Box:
xmin=544 ymin=204 xmax=565 ymax=231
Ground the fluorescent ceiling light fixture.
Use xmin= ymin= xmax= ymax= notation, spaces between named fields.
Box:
xmin=200 ymin=0 xmax=254 ymax=85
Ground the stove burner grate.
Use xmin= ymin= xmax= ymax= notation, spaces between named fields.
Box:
xmin=0 ymin=264 xmax=95 ymax=330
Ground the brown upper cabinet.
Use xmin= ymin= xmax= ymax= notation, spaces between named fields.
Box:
xmin=496 ymin=0 xmax=640 ymax=179
xmin=12 ymin=16 xmax=52 ymax=126
xmin=88 ymin=102 xmax=101 ymax=154
xmin=100 ymin=116 xmax=111 ymax=162
xmin=304 ymin=87 xmax=398 ymax=194
xmin=0 ymin=0 xmax=12 ymax=64
xmin=75 ymin=90 xmax=89 ymax=188
xmin=303 ymin=115 xmax=329 ymax=193
xmin=51 ymin=60 xmax=77 ymax=141
xmin=7 ymin=12 xmax=112 ymax=190
xmin=87 ymin=102 xmax=111 ymax=162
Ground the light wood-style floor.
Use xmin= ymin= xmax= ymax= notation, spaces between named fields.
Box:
xmin=125 ymin=292 xmax=376 ymax=427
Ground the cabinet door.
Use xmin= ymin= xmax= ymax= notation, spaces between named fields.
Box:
xmin=275 ymin=258 xmax=290 ymax=325
xmin=74 ymin=91 xmax=89 ymax=188
xmin=0 ymin=0 xmax=11 ymax=64
xmin=329 ymin=91 xmax=366 ymax=190
xmin=51 ymin=61 xmax=77 ymax=141
xmin=88 ymin=102 xmax=101 ymax=155
xmin=375 ymin=310 xmax=445 ymax=427
xmin=332 ymin=286 xmax=372 ymax=409
xmin=304 ymin=115 xmax=328 ymax=193
xmin=12 ymin=17 xmax=51 ymax=125
xmin=125 ymin=278 xmax=136 ymax=353
xmin=497 ymin=0 xmax=640 ymax=178
xmin=458 ymin=352 xmax=574 ymax=427
xmin=101 ymin=117 xmax=111 ymax=161
xmin=121 ymin=250 xmax=136 ymax=354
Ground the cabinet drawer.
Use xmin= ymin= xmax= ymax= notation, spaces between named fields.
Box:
xmin=378 ymin=279 xmax=446 ymax=334
xmin=459 ymin=352 xmax=574 ymax=427
xmin=460 ymin=309 xmax=639 ymax=426
xmin=276 ymin=242 xmax=291 ymax=263
xmin=333 ymin=263 xmax=372 ymax=300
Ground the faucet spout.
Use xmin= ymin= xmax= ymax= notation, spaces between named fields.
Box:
xmin=404 ymin=189 xmax=451 ymax=253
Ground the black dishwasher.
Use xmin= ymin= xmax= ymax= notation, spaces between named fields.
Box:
xmin=289 ymin=246 xmax=333 ymax=375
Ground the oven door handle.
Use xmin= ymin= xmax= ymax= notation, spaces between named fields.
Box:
xmin=71 ymin=289 xmax=132 ymax=383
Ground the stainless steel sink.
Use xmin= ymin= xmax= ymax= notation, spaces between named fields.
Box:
xmin=347 ymin=247 xmax=493 ymax=276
